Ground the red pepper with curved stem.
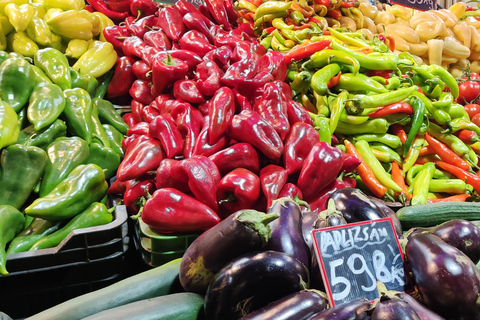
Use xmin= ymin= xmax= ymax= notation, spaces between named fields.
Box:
xmin=454 ymin=129 xmax=480 ymax=144
xmin=232 ymin=88 xmax=252 ymax=112
xmin=89 ymin=0 xmax=129 ymax=21
xmin=193 ymin=117 xmax=230 ymax=157
xmin=368 ymin=102 xmax=413 ymax=118
xmin=175 ymin=0 xmax=215 ymax=27
xmin=278 ymin=183 xmax=303 ymax=200
xmin=308 ymin=176 xmax=356 ymax=213
xmin=149 ymin=115 xmax=184 ymax=159
xmin=132 ymin=60 xmax=151 ymax=81
xmin=179 ymin=30 xmax=215 ymax=58
xmin=425 ymin=132 xmax=470 ymax=171
xmin=283 ymin=123 xmax=319 ymax=176
xmin=155 ymin=159 xmax=190 ymax=193
xmin=208 ymin=87 xmax=235 ymax=144
xmin=107 ymin=0 xmax=132 ymax=13
xmin=229 ymin=110 xmax=284 ymax=161
xmin=130 ymin=0 xmax=158 ymax=18
xmin=203 ymin=46 xmax=233 ymax=70
xmin=106 ymin=56 xmax=136 ymax=100
xmin=221 ymin=59 xmax=257 ymax=88
xmin=144 ymin=30 xmax=171 ymax=50
xmin=183 ymin=12 xmax=215 ymax=44
xmin=141 ymin=188 xmax=220 ymax=233
xmin=157 ymin=7 xmax=185 ymax=42
xmin=257 ymin=51 xmax=288 ymax=82
xmin=340 ymin=152 xmax=361 ymax=173
xmin=117 ymin=138 xmax=165 ymax=181
xmin=141 ymin=104 xmax=160 ymax=123
xmin=103 ymin=25 xmax=130 ymax=55
xmin=287 ymin=100 xmax=314 ymax=126
xmin=217 ymin=168 xmax=260 ymax=216
xmin=195 ymin=60 xmax=224 ymax=97
xmin=283 ymin=40 xmax=331 ymax=66
xmin=122 ymin=113 xmax=137 ymax=128
xmin=235 ymin=71 xmax=275 ymax=99
xmin=151 ymin=53 xmax=189 ymax=97
xmin=260 ymin=164 xmax=288 ymax=208
xmin=127 ymin=122 xmax=150 ymax=136
xmin=124 ymin=179 xmax=155 ymax=214
xmin=130 ymin=99 xmax=145 ymax=124
xmin=173 ymin=80 xmax=205 ymax=104
xmin=122 ymin=36 xmax=147 ymax=60
xmin=209 ymin=143 xmax=260 ymax=175
xmin=128 ymin=15 xmax=157 ymax=38
xmin=129 ymin=79 xmax=155 ymax=105
xmin=298 ymin=142 xmax=344 ymax=201
xmin=205 ymin=0 xmax=231 ymax=30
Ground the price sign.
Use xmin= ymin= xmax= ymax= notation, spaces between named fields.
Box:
xmin=312 ymin=218 xmax=410 ymax=307
xmin=154 ymin=0 xmax=204 ymax=8
xmin=389 ymin=0 xmax=437 ymax=12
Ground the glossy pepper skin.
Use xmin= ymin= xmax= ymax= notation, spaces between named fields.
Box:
xmin=283 ymin=122 xmax=319 ymax=176
xmin=93 ymin=98 xmax=129 ymax=135
xmin=260 ymin=164 xmax=288 ymax=208
xmin=7 ymin=218 xmax=60 ymax=254
xmin=25 ymin=164 xmax=108 ymax=221
xmin=141 ymin=188 xmax=220 ymax=233
xmin=144 ymin=30 xmax=171 ymax=50
xmin=0 ymin=101 xmax=19 ymax=149
xmin=86 ymin=142 xmax=120 ymax=179
xmin=195 ymin=60 xmax=223 ymax=97
xmin=123 ymin=179 xmax=155 ymax=214
xmin=106 ymin=56 xmax=136 ymax=100
xmin=73 ymin=41 xmax=117 ymax=79
xmin=209 ymin=143 xmax=260 ymax=175
xmin=173 ymin=79 xmax=205 ymax=104
xmin=16 ymin=119 xmax=67 ymax=150
xmin=208 ymin=87 xmax=235 ymax=144
xmin=155 ymin=159 xmax=190 ymax=193
xmin=149 ymin=115 xmax=184 ymax=159
xmin=0 ymin=205 xmax=24 ymax=275
xmin=39 ymin=137 xmax=90 ymax=197
xmin=151 ymin=53 xmax=189 ymax=97
xmin=157 ymin=6 xmax=185 ymax=42
xmin=0 ymin=57 xmax=35 ymax=112
xmin=34 ymin=48 xmax=71 ymax=91
xmin=0 ymin=144 xmax=47 ymax=210
xmin=102 ymin=124 xmax=124 ymax=157
xmin=27 ymin=82 xmax=65 ymax=131
xmin=179 ymin=30 xmax=215 ymax=58
xmin=117 ymin=137 xmax=164 ymax=182
xmin=193 ymin=119 xmax=230 ymax=157
xmin=205 ymin=0 xmax=231 ymax=30
xmin=62 ymin=88 xmax=94 ymax=144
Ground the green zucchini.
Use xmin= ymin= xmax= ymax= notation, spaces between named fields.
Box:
xmin=397 ymin=202 xmax=480 ymax=229
xmin=82 ymin=292 xmax=205 ymax=320
xmin=27 ymin=258 xmax=182 ymax=320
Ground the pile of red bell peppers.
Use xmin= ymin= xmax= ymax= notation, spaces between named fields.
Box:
xmin=105 ymin=0 xmax=361 ymax=233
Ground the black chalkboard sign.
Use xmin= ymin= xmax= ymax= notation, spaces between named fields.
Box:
xmin=154 ymin=0 xmax=204 ymax=8
xmin=389 ymin=0 xmax=437 ymax=12
xmin=312 ymin=218 xmax=410 ymax=307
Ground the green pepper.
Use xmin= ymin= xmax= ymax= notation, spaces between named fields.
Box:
xmin=385 ymin=76 xmax=401 ymax=90
xmin=253 ymin=1 xmax=292 ymax=21
xmin=291 ymin=10 xmax=305 ymax=25
xmin=328 ymin=90 xmax=348 ymax=133
xmin=411 ymin=162 xmax=436 ymax=206
xmin=448 ymin=118 xmax=480 ymax=136
xmin=0 ymin=50 xmax=10 ymax=66
xmin=431 ymin=92 xmax=453 ymax=109
xmin=303 ymin=49 xmax=360 ymax=74
xmin=312 ymin=91 xmax=330 ymax=116
xmin=6 ymin=217 xmax=61 ymax=253
xmin=260 ymin=34 xmax=272 ymax=50
xmin=0 ymin=57 xmax=35 ymax=112
xmin=280 ymin=28 xmax=313 ymax=41
xmin=0 ymin=205 xmax=24 ymax=275
xmin=348 ymin=86 xmax=418 ymax=111
xmin=428 ymin=179 xmax=474 ymax=194
xmin=91 ymin=102 xmax=110 ymax=148
xmin=0 ymin=100 xmax=19 ymax=149
xmin=16 ymin=106 xmax=27 ymax=130
xmin=27 ymin=82 xmax=65 ymax=131
xmin=272 ymin=17 xmax=294 ymax=30
xmin=339 ymin=109 xmax=369 ymax=125
xmin=370 ymin=143 xmax=402 ymax=164
xmin=428 ymin=64 xmax=459 ymax=99
xmin=354 ymin=133 xmax=403 ymax=149
xmin=254 ymin=11 xmax=289 ymax=28
xmin=63 ymin=87 xmax=94 ymax=144
xmin=311 ymin=63 xmax=341 ymax=96
xmin=427 ymin=122 xmax=470 ymax=158
xmin=102 ymin=124 xmax=124 ymax=157
xmin=446 ymin=103 xmax=470 ymax=120
xmin=86 ymin=142 xmax=120 ymax=179
xmin=403 ymin=97 xmax=425 ymax=157
xmin=411 ymin=91 xmax=451 ymax=125
xmin=0 ymin=144 xmax=47 ymax=210
xmin=328 ymin=28 xmax=370 ymax=48
xmin=330 ymin=40 xmax=399 ymax=70
xmin=398 ymin=51 xmax=418 ymax=66
xmin=70 ymin=67 xmax=89 ymax=90
xmin=16 ymin=119 xmax=67 ymax=150
xmin=86 ymin=74 xmax=98 ymax=97
xmin=39 ymin=136 xmax=90 ymax=197
xmin=29 ymin=202 xmax=113 ymax=250
xmin=334 ymin=73 xmax=388 ymax=93
xmin=93 ymin=69 xmax=113 ymax=99
xmin=31 ymin=64 xmax=52 ymax=86
xmin=403 ymin=136 xmax=425 ymax=173
xmin=335 ymin=118 xmax=389 ymax=135
xmin=411 ymin=65 xmax=445 ymax=91
xmin=371 ymin=147 xmax=400 ymax=164
xmin=25 ymin=163 xmax=108 ymax=221
xmin=290 ymin=71 xmax=312 ymax=94
xmin=34 ymin=47 xmax=71 ymax=90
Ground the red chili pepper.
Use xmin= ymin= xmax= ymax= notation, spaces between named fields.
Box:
xmin=205 ymin=0 xmax=232 ymax=30
xmin=365 ymin=70 xmax=394 ymax=79
xmin=425 ymin=132 xmax=470 ymax=171
xmin=308 ymin=176 xmax=356 ymax=213
xmin=260 ymin=164 xmax=288 ymax=208
xmin=368 ymin=102 xmax=413 ymax=118
xmin=327 ymin=8 xmax=342 ymax=19
xmin=84 ymin=4 xmax=95 ymax=12
xmin=282 ymin=40 xmax=331 ymax=65
xmin=122 ymin=36 xmax=147 ymax=60
xmin=107 ymin=0 xmax=132 ymax=13
xmin=436 ymin=161 xmax=480 ymax=194
xmin=151 ymin=53 xmax=189 ymax=97
xmin=428 ymin=194 xmax=470 ymax=203
xmin=127 ymin=122 xmax=150 ymax=136
xmin=131 ymin=60 xmax=151 ymax=81
xmin=327 ymin=71 xmax=342 ymax=88
xmin=257 ymin=50 xmax=288 ymax=82
xmin=229 ymin=109 xmax=284 ymax=161
xmin=122 ymin=113 xmax=137 ymax=128
xmin=298 ymin=142 xmax=344 ymax=201
xmin=128 ymin=14 xmax=157 ymax=38
xmin=232 ymin=88 xmax=252 ymax=112
xmin=340 ymin=151 xmax=361 ymax=173
xmin=173 ymin=80 xmax=205 ymax=104
xmin=192 ymin=121 xmax=230 ymax=157
xmin=292 ymin=24 xmax=313 ymax=30
xmin=89 ymin=0 xmax=129 ymax=21
xmin=149 ymin=115 xmax=184 ymax=159
xmin=106 ymin=56 xmax=136 ymax=100
xmin=278 ymin=183 xmax=304 ymax=200
xmin=245 ymin=0 xmax=261 ymax=7
xmin=179 ymin=30 xmax=215 ymax=58
xmin=264 ymin=26 xmax=275 ymax=34
xmin=169 ymin=49 xmax=203 ymax=72
xmin=130 ymin=99 xmax=145 ymax=124
xmin=203 ymin=45 xmax=233 ymax=70
xmin=195 ymin=60 xmax=224 ymax=97
xmin=129 ymin=79 xmax=155 ymax=106
xmin=142 ymin=188 xmax=220 ymax=233
xmin=175 ymin=0 xmax=215 ymax=28
xmin=209 ymin=143 xmax=260 ymax=175
xmin=183 ymin=12 xmax=215 ymax=44
xmin=283 ymin=122 xmax=319 ymax=176
xmin=217 ymin=168 xmax=260 ymax=217
xmin=155 ymin=159 xmax=190 ymax=193
xmin=391 ymin=123 xmax=407 ymax=144
xmin=223 ymin=0 xmax=238 ymax=26
xmin=141 ymin=104 xmax=160 ymax=123
xmin=287 ymin=100 xmax=314 ymax=126
xmin=454 ymin=129 xmax=480 ymax=144
xmin=157 ymin=6 xmax=185 ymax=42
xmin=208 ymin=87 xmax=235 ymax=144
xmin=117 ymin=138 xmax=165 ymax=182
xmin=341 ymin=0 xmax=356 ymax=7
xmin=130 ymin=0 xmax=158 ymax=18
xmin=124 ymin=179 xmax=155 ymax=214
xmin=102 ymin=25 xmax=130 ymax=55
xmin=143 ymin=30 xmax=171 ymax=51
xmin=391 ymin=161 xmax=411 ymax=200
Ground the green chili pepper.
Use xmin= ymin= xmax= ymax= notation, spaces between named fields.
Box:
xmin=0 ymin=57 xmax=35 ymax=112
xmin=411 ymin=91 xmax=451 ymax=125
xmin=313 ymin=115 xmax=331 ymax=144
xmin=86 ymin=74 xmax=98 ymax=97
xmin=237 ymin=0 xmax=258 ymax=12
xmin=272 ymin=17 xmax=293 ymax=30
xmin=428 ymin=64 xmax=459 ymax=99
xmin=303 ymin=49 xmax=360 ymax=74
xmin=27 ymin=82 xmax=66 ymax=131
xmin=0 ymin=100 xmax=19 ymax=150
xmin=448 ymin=118 xmax=480 ymax=136
xmin=398 ymin=51 xmax=418 ymax=66
xmin=7 ymin=218 xmax=61 ymax=254
xmin=254 ymin=11 xmax=288 ymax=28
xmin=370 ymin=143 xmax=402 ymax=164
xmin=290 ymin=71 xmax=311 ymax=94
xmin=355 ymin=140 xmax=402 ymax=192
xmin=330 ymin=40 xmax=399 ymax=70
xmin=86 ymin=142 xmax=120 ymax=179
xmin=253 ymin=1 xmax=292 ymax=21
xmin=334 ymin=73 xmax=388 ymax=93
xmin=291 ymin=10 xmax=305 ymax=25
xmin=280 ymin=28 xmax=313 ymax=41
xmin=34 ymin=47 xmax=71 ymax=91
xmin=431 ymin=92 xmax=453 ymax=109
xmin=260 ymin=34 xmax=272 ymax=50
xmin=0 ymin=205 xmax=24 ymax=275
xmin=311 ymin=63 xmax=341 ymax=96
xmin=427 ymin=122 xmax=470 ymax=158
xmin=371 ymin=147 xmax=399 ymax=164
xmin=102 ymin=124 xmax=124 ymax=157
xmin=468 ymin=146 xmax=478 ymax=167
xmin=370 ymin=76 xmax=388 ymax=86
xmin=63 ymin=87 xmax=94 ymax=144
xmin=386 ymin=76 xmax=401 ymax=90
xmin=335 ymin=118 xmax=389 ymax=135
xmin=411 ymin=162 xmax=435 ymax=206
xmin=354 ymin=133 xmax=402 ymax=149
xmin=424 ymin=84 xmax=444 ymax=100
xmin=428 ymin=179 xmax=474 ymax=194
xmin=446 ymin=103 xmax=470 ymax=120
xmin=403 ymin=136 xmax=425 ymax=173
xmin=272 ymin=28 xmax=286 ymax=45
xmin=403 ymin=97 xmax=425 ymax=157
xmin=348 ymin=85 xmax=417 ymax=111
xmin=16 ymin=119 xmax=67 ymax=150
xmin=411 ymin=65 xmax=445 ymax=90
xmin=313 ymin=91 xmax=330 ymax=116
xmin=25 ymin=163 xmax=109 ymax=221
xmin=29 ymin=202 xmax=114 ymax=251
xmin=329 ymin=90 xmax=348 ymax=133
xmin=339 ymin=109 xmax=369 ymax=125
xmin=94 ymin=69 xmax=113 ymax=99
xmin=328 ymin=28 xmax=370 ymax=47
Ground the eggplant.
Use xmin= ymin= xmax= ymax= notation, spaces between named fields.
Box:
xmin=302 ymin=210 xmax=320 ymax=250
xmin=396 ymin=293 xmax=445 ymax=320
xmin=406 ymin=233 xmax=480 ymax=320
xmin=328 ymin=188 xmax=387 ymax=223
xmin=372 ymin=295 xmax=421 ymax=320
xmin=306 ymin=299 xmax=372 ymax=320
xmin=239 ymin=289 xmax=329 ymax=320
xmin=404 ymin=227 xmax=430 ymax=240
xmin=370 ymin=197 xmax=403 ymax=236
xmin=204 ymin=250 xmax=310 ymax=320
xmin=179 ymin=209 xmax=279 ymax=295
xmin=264 ymin=198 xmax=311 ymax=268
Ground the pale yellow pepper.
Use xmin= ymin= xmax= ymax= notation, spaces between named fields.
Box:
xmin=94 ymin=11 xmax=114 ymax=42
xmin=65 ymin=39 xmax=89 ymax=59
xmin=386 ymin=4 xmax=411 ymax=21
xmin=408 ymin=42 xmax=428 ymax=57
xmin=427 ymin=39 xmax=443 ymax=66
xmin=31 ymin=2 xmax=46 ymax=18
xmin=362 ymin=16 xmax=376 ymax=34
xmin=5 ymin=3 xmax=34 ymax=32
xmin=42 ymin=8 xmax=62 ymax=21
xmin=72 ymin=41 xmax=117 ymax=78
xmin=0 ymin=15 xmax=13 ymax=35
xmin=7 ymin=31 xmax=38 ymax=57
xmin=449 ymin=2 xmax=466 ymax=19
xmin=442 ymin=55 xmax=458 ymax=65
xmin=339 ymin=16 xmax=356 ymax=31
xmin=443 ymin=36 xmax=471 ymax=59
xmin=415 ymin=21 xmax=446 ymax=43
xmin=471 ymin=61 xmax=480 ymax=74
xmin=385 ymin=23 xmax=419 ymax=43
xmin=358 ymin=1 xmax=378 ymax=20
xmin=432 ymin=9 xmax=458 ymax=28
xmin=449 ymin=65 xmax=464 ymax=78
xmin=374 ymin=11 xmax=395 ymax=25
xmin=78 ymin=10 xmax=100 ymax=37
xmin=464 ymin=16 xmax=480 ymax=29
xmin=0 ymin=0 xmax=27 ymax=15
xmin=409 ymin=11 xmax=440 ymax=29
xmin=45 ymin=10 xmax=93 ymax=41
xmin=26 ymin=16 xmax=52 ymax=46
xmin=469 ymin=25 xmax=480 ymax=52
xmin=42 ymin=0 xmax=84 ymax=11
xmin=453 ymin=22 xmax=471 ymax=48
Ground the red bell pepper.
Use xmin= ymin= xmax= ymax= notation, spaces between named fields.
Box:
xmin=235 ymin=71 xmax=275 ymax=99
xmin=208 ymin=143 xmax=260 ymax=175
xmin=205 ymin=0 xmax=231 ymax=30
xmin=282 ymin=40 xmax=331 ymax=65
xmin=260 ymin=164 xmax=288 ymax=208
xmin=175 ymin=0 xmax=215 ymax=27
xmin=130 ymin=99 xmax=145 ymax=124
xmin=195 ymin=60 xmax=224 ymax=97
xmin=129 ymin=79 xmax=155 ymax=106
xmin=179 ymin=30 xmax=215 ymax=58
xmin=223 ymin=0 xmax=238 ymax=26
xmin=173 ymin=80 xmax=205 ymax=104
xmin=155 ymin=159 xmax=190 ymax=193
xmin=149 ymin=115 xmax=184 ymax=159
xmin=141 ymin=104 xmax=160 ymax=123
xmin=193 ymin=119 xmax=230 ymax=157
xmin=151 ymin=53 xmax=189 ymax=97
xmin=108 ymin=178 xmax=132 ymax=195
xmin=130 ymin=0 xmax=158 ymax=18
xmin=207 ymin=87 xmax=235 ymax=144
xmin=127 ymin=122 xmax=150 ymax=136
xmin=144 ymin=30 xmax=171 ymax=51
xmin=229 ymin=109 xmax=284 ymax=161
xmin=122 ymin=113 xmax=137 ymax=128
xmin=122 ymin=134 xmax=151 ymax=155
xmin=128 ymin=15 xmax=157 ymax=38
xmin=203 ymin=46 xmax=233 ymax=71
xmin=257 ymin=51 xmax=288 ymax=81
xmin=340 ymin=152 xmax=361 ymax=173
xmin=117 ymin=138 xmax=165 ymax=182
xmin=308 ymin=176 xmax=356 ymax=213
xmin=231 ymin=41 xmax=256 ymax=64
xmin=141 ymin=188 xmax=220 ymax=233
xmin=232 ymin=88 xmax=252 ymax=112
xmin=171 ymin=102 xmax=203 ymax=158
xmin=168 ymin=50 xmax=203 ymax=73
xmin=217 ymin=168 xmax=260 ymax=216
xmin=124 ymin=179 xmax=155 ymax=214
xmin=297 ymin=142 xmax=344 ymax=201
xmin=122 ymin=36 xmax=147 ymax=60
xmin=107 ymin=0 xmax=131 ymax=13
xmin=287 ymin=100 xmax=314 ymax=126
xmin=198 ymin=4 xmax=216 ymax=24
xmin=278 ymin=183 xmax=303 ymax=200
xmin=157 ymin=7 xmax=185 ymax=42
xmin=183 ymin=12 xmax=215 ymax=44
xmin=132 ymin=60 xmax=151 ymax=81
xmin=283 ymin=122 xmax=320 ymax=176
xmin=221 ymin=59 xmax=257 ymax=88
xmin=89 ymin=0 xmax=129 ymax=21
xmin=102 ymin=25 xmax=130 ymax=55
xmin=106 ymin=56 xmax=136 ymax=100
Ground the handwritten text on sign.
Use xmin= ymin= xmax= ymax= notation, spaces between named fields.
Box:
xmin=389 ymin=0 xmax=436 ymax=12
xmin=312 ymin=218 xmax=410 ymax=307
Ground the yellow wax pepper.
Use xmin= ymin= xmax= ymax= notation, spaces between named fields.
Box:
xmin=7 ymin=31 xmax=38 ymax=57
xmin=374 ymin=11 xmax=395 ymax=25
xmin=443 ymin=36 xmax=471 ymax=59
xmin=94 ymin=11 xmax=114 ymax=42
xmin=386 ymin=4 xmax=411 ymax=21
xmin=469 ymin=25 xmax=480 ymax=52
xmin=46 ymin=10 xmax=93 ymax=41
xmin=449 ymin=2 xmax=466 ymax=19
xmin=42 ymin=8 xmax=63 ymax=21
xmin=386 ymin=23 xmax=419 ymax=43
xmin=42 ymin=0 xmax=84 ymax=11
xmin=65 ymin=39 xmax=89 ymax=59
xmin=358 ymin=1 xmax=377 ymax=20
xmin=26 ymin=16 xmax=52 ymax=46
xmin=79 ymin=10 xmax=100 ymax=37
xmin=415 ymin=21 xmax=446 ymax=43
xmin=426 ymin=39 xmax=443 ymax=66
xmin=454 ymin=21 xmax=472 ymax=48
xmin=431 ymin=9 xmax=458 ymax=28
xmin=5 ymin=3 xmax=34 ymax=33
xmin=0 ymin=15 xmax=13 ymax=35
xmin=0 ymin=0 xmax=27 ymax=15
xmin=48 ymin=31 xmax=64 ymax=52
xmin=73 ymin=41 xmax=117 ymax=78
xmin=31 ymin=2 xmax=46 ymax=18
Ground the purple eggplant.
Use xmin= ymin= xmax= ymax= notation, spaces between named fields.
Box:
xmin=264 ymin=197 xmax=311 ymax=268
xmin=396 ymin=293 xmax=445 ymax=320
xmin=372 ymin=295 xmax=421 ymax=320
xmin=322 ymin=199 xmax=348 ymax=227
xmin=404 ymin=227 xmax=429 ymax=240
xmin=406 ymin=233 xmax=480 ymax=320
xmin=302 ymin=210 xmax=320 ymax=250
xmin=179 ymin=209 xmax=279 ymax=295
xmin=328 ymin=188 xmax=387 ymax=223
xmin=306 ymin=299 xmax=372 ymax=320
xmin=370 ymin=197 xmax=403 ymax=236
xmin=204 ymin=250 xmax=310 ymax=320
xmin=239 ymin=289 xmax=329 ymax=320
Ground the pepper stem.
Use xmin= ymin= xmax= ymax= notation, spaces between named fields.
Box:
xmin=162 ymin=52 xmax=176 ymax=66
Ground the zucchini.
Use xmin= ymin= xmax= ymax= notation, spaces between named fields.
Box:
xmin=82 ymin=292 xmax=204 ymax=320
xmin=27 ymin=258 xmax=182 ymax=320
xmin=397 ymin=202 xmax=480 ymax=229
